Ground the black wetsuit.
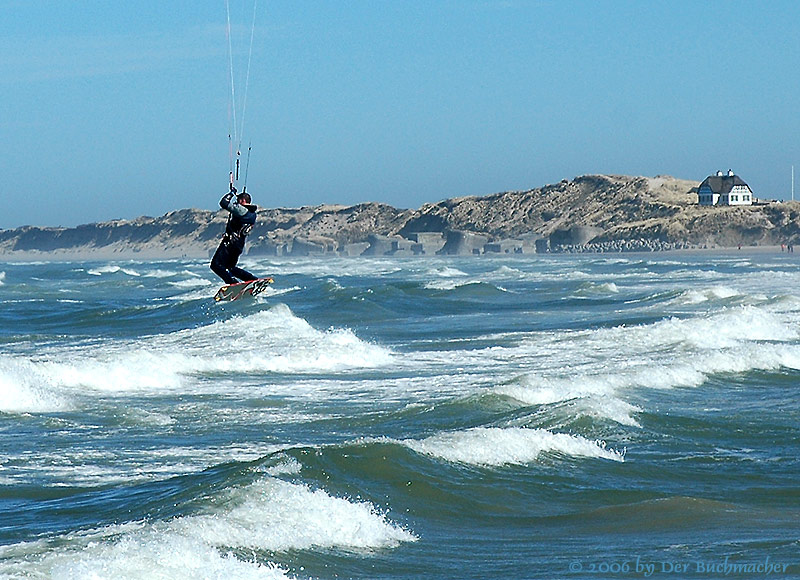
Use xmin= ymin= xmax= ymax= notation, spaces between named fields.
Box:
xmin=210 ymin=192 xmax=258 ymax=285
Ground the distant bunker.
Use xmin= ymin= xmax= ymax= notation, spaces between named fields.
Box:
xmin=549 ymin=226 xmax=603 ymax=247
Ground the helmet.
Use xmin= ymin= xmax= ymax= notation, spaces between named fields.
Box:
xmin=237 ymin=192 xmax=252 ymax=205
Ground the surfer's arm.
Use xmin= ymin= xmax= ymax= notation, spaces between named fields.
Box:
xmin=219 ymin=193 xmax=249 ymax=218
xmin=219 ymin=192 xmax=234 ymax=209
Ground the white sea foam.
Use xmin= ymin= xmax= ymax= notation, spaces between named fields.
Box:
xmin=493 ymin=303 xmax=800 ymax=426
xmin=8 ymin=305 xmax=392 ymax=400
xmin=87 ymin=265 xmax=141 ymax=277
xmin=677 ymin=285 xmax=741 ymax=304
xmin=424 ymin=279 xmax=480 ymax=291
xmin=0 ymin=441 xmax=289 ymax=487
xmin=490 ymin=265 xmax=522 ymax=277
xmin=499 ymin=375 xmax=646 ymax=426
xmin=164 ymin=305 xmax=392 ymax=375
xmin=168 ymin=277 xmax=211 ymax=288
xmin=428 ymin=266 xmax=468 ymax=278
xmin=260 ymin=284 xmax=301 ymax=298
xmin=0 ymin=356 xmax=71 ymax=413
xmin=498 ymin=373 xmax=667 ymax=428
xmin=573 ymin=281 xmax=620 ymax=296
xmin=174 ymin=477 xmax=416 ymax=552
xmin=142 ymin=268 xmax=183 ymax=278
xmin=250 ymin=258 xmax=401 ymax=279
xmin=646 ymin=305 xmax=798 ymax=348
xmin=404 ymin=427 xmax=624 ymax=466
xmin=0 ymin=477 xmax=414 ymax=579
xmin=0 ymin=271 xmax=5 ymax=285
xmin=596 ymin=281 xmax=619 ymax=293
xmin=3 ymin=523 xmax=292 ymax=580
xmin=43 ymin=350 xmax=186 ymax=393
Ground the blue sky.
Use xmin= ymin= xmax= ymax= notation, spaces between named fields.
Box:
xmin=2 ymin=1 xmax=799 ymax=229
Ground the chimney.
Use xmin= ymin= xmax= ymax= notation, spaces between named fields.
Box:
xmin=728 ymin=169 xmax=734 ymax=176
xmin=716 ymin=170 xmax=724 ymax=176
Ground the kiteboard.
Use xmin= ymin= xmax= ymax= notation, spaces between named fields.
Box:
xmin=214 ymin=277 xmax=274 ymax=302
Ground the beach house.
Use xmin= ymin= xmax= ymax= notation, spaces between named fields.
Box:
xmin=697 ymin=170 xmax=753 ymax=206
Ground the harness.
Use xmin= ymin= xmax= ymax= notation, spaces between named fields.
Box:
xmin=222 ymin=215 xmax=253 ymax=251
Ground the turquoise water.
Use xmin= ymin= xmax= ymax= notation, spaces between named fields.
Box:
xmin=0 ymin=253 xmax=798 ymax=579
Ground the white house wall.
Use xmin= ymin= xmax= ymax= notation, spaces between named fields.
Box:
xmin=726 ymin=185 xmax=753 ymax=206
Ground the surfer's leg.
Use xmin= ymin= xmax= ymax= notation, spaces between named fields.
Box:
xmin=227 ymin=248 xmax=256 ymax=282
xmin=210 ymin=245 xmax=236 ymax=284
xmin=230 ymin=266 xmax=257 ymax=282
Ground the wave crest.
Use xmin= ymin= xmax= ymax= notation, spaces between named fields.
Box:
xmin=404 ymin=427 xmax=625 ymax=466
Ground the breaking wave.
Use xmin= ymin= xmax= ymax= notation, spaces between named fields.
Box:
xmin=0 ymin=305 xmax=392 ymax=413
xmin=403 ymin=427 xmax=625 ymax=466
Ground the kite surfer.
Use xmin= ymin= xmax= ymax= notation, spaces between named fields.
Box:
xmin=210 ymin=188 xmax=259 ymax=285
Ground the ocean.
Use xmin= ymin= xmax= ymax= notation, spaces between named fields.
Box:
xmin=0 ymin=252 xmax=798 ymax=579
